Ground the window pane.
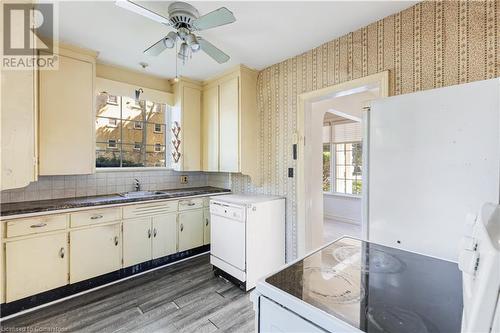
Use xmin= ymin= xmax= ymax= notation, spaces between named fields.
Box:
xmin=323 ymin=144 xmax=331 ymax=192
xmin=122 ymin=119 xmax=143 ymax=144
xmin=345 ymin=179 xmax=353 ymax=194
xmin=336 ymin=149 xmax=345 ymax=164
xmin=145 ymin=145 xmax=165 ymax=167
xmin=352 ymin=180 xmax=362 ymax=195
xmin=146 ymin=123 xmax=165 ymax=146
xmin=345 ymin=149 xmax=353 ymax=165
xmin=96 ymin=142 xmax=121 ymax=167
xmin=122 ymin=144 xmax=144 ymax=167
xmin=336 ymin=165 xmax=345 ymax=179
xmin=336 ymin=179 xmax=346 ymax=193
xmin=122 ymin=97 xmax=144 ymax=121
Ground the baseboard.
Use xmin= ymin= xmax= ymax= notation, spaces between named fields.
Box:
xmin=0 ymin=245 xmax=210 ymax=319
xmin=324 ymin=214 xmax=361 ymax=225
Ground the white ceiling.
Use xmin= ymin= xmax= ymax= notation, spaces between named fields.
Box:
xmin=49 ymin=1 xmax=416 ymax=80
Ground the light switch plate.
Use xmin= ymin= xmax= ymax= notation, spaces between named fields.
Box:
xmin=180 ymin=175 xmax=188 ymax=184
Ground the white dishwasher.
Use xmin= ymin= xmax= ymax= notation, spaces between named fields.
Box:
xmin=210 ymin=194 xmax=285 ymax=291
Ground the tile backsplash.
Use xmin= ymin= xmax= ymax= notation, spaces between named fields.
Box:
xmin=1 ymin=170 xmax=232 ymax=203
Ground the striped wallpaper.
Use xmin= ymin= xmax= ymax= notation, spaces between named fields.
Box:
xmin=232 ymin=0 xmax=500 ymax=260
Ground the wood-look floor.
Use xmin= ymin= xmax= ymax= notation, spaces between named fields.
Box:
xmin=1 ymin=255 xmax=255 ymax=333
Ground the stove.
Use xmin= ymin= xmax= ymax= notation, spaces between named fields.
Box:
xmin=263 ymin=237 xmax=463 ymax=333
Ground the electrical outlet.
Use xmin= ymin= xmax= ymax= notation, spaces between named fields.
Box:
xmin=180 ymin=175 xmax=188 ymax=184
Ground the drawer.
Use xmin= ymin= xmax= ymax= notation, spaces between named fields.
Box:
xmin=70 ymin=208 xmax=121 ymax=228
xmin=178 ymin=198 xmax=203 ymax=211
xmin=123 ymin=200 xmax=178 ymax=218
xmin=6 ymin=214 xmax=68 ymax=238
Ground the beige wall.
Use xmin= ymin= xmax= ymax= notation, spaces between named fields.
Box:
xmin=96 ymin=63 xmax=172 ymax=93
xmin=231 ymin=0 xmax=500 ymax=259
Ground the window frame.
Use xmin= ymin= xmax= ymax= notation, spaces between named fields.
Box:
xmin=153 ymin=123 xmax=162 ymax=133
xmin=323 ymin=120 xmax=362 ymax=198
xmin=96 ymin=95 xmax=171 ymax=169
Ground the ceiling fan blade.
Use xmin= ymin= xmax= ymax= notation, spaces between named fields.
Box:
xmin=144 ymin=38 xmax=167 ymax=56
xmin=192 ymin=7 xmax=235 ymax=31
xmin=115 ymin=0 xmax=171 ymax=26
xmin=198 ymin=38 xmax=230 ymax=64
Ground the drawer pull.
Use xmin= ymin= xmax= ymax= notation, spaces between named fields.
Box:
xmin=148 ymin=229 xmax=152 ymax=238
xmin=153 ymin=228 xmax=157 ymax=237
xmin=59 ymin=247 xmax=65 ymax=259
xmin=30 ymin=223 xmax=47 ymax=228
xmin=114 ymin=236 xmax=119 ymax=246
xmin=90 ymin=214 xmax=103 ymax=220
xmin=205 ymin=218 xmax=209 ymax=226
xmin=187 ymin=202 xmax=196 ymax=206
xmin=180 ymin=223 xmax=184 ymax=232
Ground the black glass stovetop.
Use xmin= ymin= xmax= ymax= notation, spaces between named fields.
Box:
xmin=266 ymin=237 xmax=463 ymax=333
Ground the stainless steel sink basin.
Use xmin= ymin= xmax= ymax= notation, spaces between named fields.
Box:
xmin=117 ymin=191 xmax=166 ymax=198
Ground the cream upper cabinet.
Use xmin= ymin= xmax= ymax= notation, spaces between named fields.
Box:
xmin=171 ymin=79 xmax=202 ymax=171
xmin=202 ymin=85 xmax=219 ymax=172
xmin=178 ymin=210 xmax=204 ymax=252
xmin=152 ymin=213 xmax=177 ymax=259
xmin=6 ymin=233 xmax=68 ymax=302
xmin=1 ymin=4 xmax=37 ymax=190
xmin=219 ymin=77 xmax=240 ymax=172
xmin=70 ymin=223 xmax=121 ymax=283
xmin=39 ymin=45 xmax=97 ymax=175
xmin=123 ymin=218 xmax=153 ymax=267
xmin=201 ymin=65 xmax=261 ymax=184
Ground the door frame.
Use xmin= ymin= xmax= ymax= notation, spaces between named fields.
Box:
xmin=295 ymin=71 xmax=389 ymax=257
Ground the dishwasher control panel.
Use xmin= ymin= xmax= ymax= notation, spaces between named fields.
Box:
xmin=210 ymin=201 xmax=246 ymax=222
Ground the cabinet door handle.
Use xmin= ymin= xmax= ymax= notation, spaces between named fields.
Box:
xmin=153 ymin=228 xmax=157 ymax=237
xmin=114 ymin=236 xmax=119 ymax=246
xmin=148 ymin=229 xmax=151 ymax=238
xmin=205 ymin=218 xmax=209 ymax=226
xmin=59 ymin=247 xmax=65 ymax=259
xmin=30 ymin=223 xmax=47 ymax=228
xmin=180 ymin=223 xmax=184 ymax=232
xmin=90 ymin=214 xmax=103 ymax=220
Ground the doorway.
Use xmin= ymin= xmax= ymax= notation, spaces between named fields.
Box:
xmin=296 ymin=71 xmax=389 ymax=257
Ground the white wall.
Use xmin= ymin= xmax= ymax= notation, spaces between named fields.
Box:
xmin=323 ymin=194 xmax=362 ymax=225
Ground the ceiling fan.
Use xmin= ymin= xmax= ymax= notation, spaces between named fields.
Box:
xmin=116 ymin=1 xmax=236 ymax=64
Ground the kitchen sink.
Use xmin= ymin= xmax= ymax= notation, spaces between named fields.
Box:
xmin=117 ymin=191 xmax=167 ymax=198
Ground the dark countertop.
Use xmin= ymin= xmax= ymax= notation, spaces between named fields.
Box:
xmin=1 ymin=186 xmax=230 ymax=217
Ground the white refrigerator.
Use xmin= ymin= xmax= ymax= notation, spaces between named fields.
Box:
xmin=367 ymin=78 xmax=500 ymax=262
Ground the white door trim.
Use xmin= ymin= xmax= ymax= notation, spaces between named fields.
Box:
xmin=296 ymin=71 xmax=389 ymax=258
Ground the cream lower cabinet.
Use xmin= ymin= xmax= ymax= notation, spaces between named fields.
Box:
xmin=203 ymin=208 xmax=211 ymax=245
xmin=70 ymin=223 xmax=121 ymax=283
xmin=5 ymin=233 xmax=68 ymax=302
xmin=123 ymin=218 xmax=152 ymax=267
xmin=178 ymin=210 xmax=204 ymax=251
xmin=152 ymin=213 xmax=177 ymax=259
xmin=123 ymin=213 xmax=177 ymax=266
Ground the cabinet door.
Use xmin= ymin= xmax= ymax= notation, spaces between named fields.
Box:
xmin=202 ymin=85 xmax=219 ymax=172
xmin=39 ymin=54 xmax=94 ymax=175
xmin=70 ymin=223 xmax=121 ymax=283
xmin=152 ymin=213 xmax=177 ymax=259
xmin=182 ymin=86 xmax=201 ymax=171
xmin=123 ymin=218 xmax=152 ymax=267
xmin=219 ymin=77 xmax=239 ymax=172
xmin=6 ymin=233 xmax=68 ymax=302
xmin=1 ymin=66 xmax=36 ymax=190
xmin=203 ymin=208 xmax=211 ymax=245
xmin=178 ymin=210 xmax=204 ymax=251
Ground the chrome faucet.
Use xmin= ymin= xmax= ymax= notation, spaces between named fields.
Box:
xmin=134 ymin=179 xmax=140 ymax=192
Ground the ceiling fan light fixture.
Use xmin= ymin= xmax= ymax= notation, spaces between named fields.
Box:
xmin=163 ymin=31 xmax=178 ymax=49
xmin=178 ymin=42 xmax=189 ymax=61
xmin=185 ymin=33 xmax=200 ymax=52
